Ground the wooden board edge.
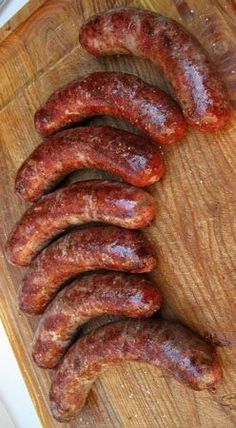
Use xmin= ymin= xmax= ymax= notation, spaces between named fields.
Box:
xmin=0 ymin=0 xmax=46 ymax=44
xmin=0 ymin=300 xmax=48 ymax=428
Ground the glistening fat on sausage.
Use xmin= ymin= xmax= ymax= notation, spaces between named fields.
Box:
xmin=6 ymin=180 xmax=157 ymax=266
xmin=50 ymin=318 xmax=223 ymax=422
xmin=35 ymin=72 xmax=186 ymax=144
xmin=79 ymin=7 xmax=231 ymax=132
xmin=19 ymin=226 xmax=157 ymax=314
xmin=15 ymin=126 xmax=165 ymax=202
xmin=32 ymin=272 xmax=162 ymax=368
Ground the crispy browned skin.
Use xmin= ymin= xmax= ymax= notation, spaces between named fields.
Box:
xmin=5 ymin=180 xmax=156 ymax=267
xmin=50 ymin=318 xmax=223 ymax=422
xmin=35 ymin=72 xmax=186 ymax=145
xmin=32 ymin=272 xmax=162 ymax=369
xmin=15 ymin=126 xmax=165 ymax=202
xmin=79 ymin=7 xmax=231 ymax=132
xmin=19 ymin=226 xmax=157 ymax=314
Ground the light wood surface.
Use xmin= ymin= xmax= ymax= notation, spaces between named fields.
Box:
xmin=0 ymin=0 xmax=46 ymax=43
xmin=0 ymin=1 xmax=236 ymax=427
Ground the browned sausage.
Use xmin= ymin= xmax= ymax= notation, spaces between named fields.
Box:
xmin=50 ymin=318 xmax=223 ymax=422
xmin=35 ymin=72 xmax=186 ymax=145
xmin=32 ymin=272 xmax=162 ymax=369
xmin=15 ymin=126 xmax=165 ymax=202
xmin=19 ymin=226 xmax=157 ymax=314
xmin=5 ymin=180 xmax=156 ymax=267
xmin=79 ymin=7 xmax=231 ymax=132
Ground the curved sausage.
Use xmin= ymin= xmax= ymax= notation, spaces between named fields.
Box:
xmin=35 ymin=72 xmax=186 ymax=145
xmin=50 ymin=318 xmax=223 ymax=422
xmin=15 ymin=126 xmax=164 ymax=202
xmin=5 ymin=180 xmax=156 ymax=267
xmin=79 ymin=7 xmax=231 ymax=132
xmin=32 ymin=272 xmax=162 ymax=369
xmin=19 ymin=226 xmax=157 ymax=314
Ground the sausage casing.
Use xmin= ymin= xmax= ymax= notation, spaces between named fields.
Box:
xmin=19 ymin=226 xmax=157 ymax=314
xmin=79 ymin=7 xmax=231 ymax=131
xmin=32 ymin=272 xmax=162 ymax=368
xmin=6 ymin=180 xmax=156 ymax=266
xmin=35 ymin=72 xmax=186 ymax=145
xmin=50 ymin=318 xmax=223 ymax=422
xmin=15 ymin=126 xmax=164 ymax=202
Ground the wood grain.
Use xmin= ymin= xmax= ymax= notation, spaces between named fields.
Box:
xmin=0 ymin=0 xmax=46 ymax=44
xmin=0 ymin=1 xmax=236 ymax=427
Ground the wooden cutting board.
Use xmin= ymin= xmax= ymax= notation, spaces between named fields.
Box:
xmin=0 ymin=0 xmax=46 ymax=43
xmin=0 ymin=1 xmax=236 ymax=427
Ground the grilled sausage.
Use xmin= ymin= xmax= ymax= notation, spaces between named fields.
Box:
xmin=5 ymin=180 xmax=156 ymax=267
xmin=50 ymin=318 xmax=223 ymax=422
xmin=15 ymin=126 xmax=164 ymax=202
xmin=19 ymin=226 xmax=157 ymax=314
xmin=32 ymin=272 xmax=162 ymax=368
xmin=35 ymin=72 xmax=186 ymax=145
xmin=79 ymin=7 xmax=231 ymax=132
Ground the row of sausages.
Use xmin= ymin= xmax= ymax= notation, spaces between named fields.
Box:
xmin=5 ymin=6 xmax=230 ymax=422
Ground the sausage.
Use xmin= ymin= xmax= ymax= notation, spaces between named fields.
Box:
xmin=5 ymin=180 xmax=156 ymax=267
xmin=79 ymin=7 xmax=231 ymax=132
xmin=35 ymin=72 xmax=186 ymax=145
xmin=32 ymin=272 xmax=162 ymax=369
xmin=19 ymin=226 xmax=157 ymax=314
xmin=50 ymin=318 xmax=223 ymax=422
xmin=15 ymin=126 xmax=165 ymax=202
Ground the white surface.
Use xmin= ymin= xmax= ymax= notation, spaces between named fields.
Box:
xmin=0 ymin=320 xmax=42 ymax=428
xmin=0 ymin=400 xmax=15 ymax=428
xmin=0 ymin=2 xmax=44 ymax=427
xmin=0 ymin=0 xmax=29 ymax=27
